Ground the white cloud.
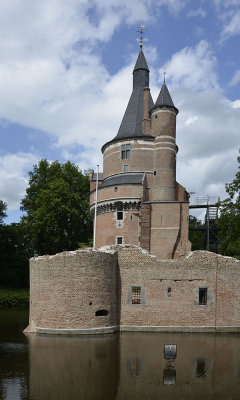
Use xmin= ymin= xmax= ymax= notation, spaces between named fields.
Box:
xmin=213 ymin=0 xmax=240 ymax=41
xmin=232 ymin=99 xmax=240 ymax=108
xmin=220 ymin=11 xmax=240 ymax=41
xmin=230 ymin=69 xmax=240 ymax=86
xmin=187 ymin=8 xmax=206 ymax=18
xmin=174 ymin=88 xmax=240 ymax=201
xmin=161 ymin=40 xmax=219 ymax=91
xmin=0 ymin=153 xmax=39 ymax=209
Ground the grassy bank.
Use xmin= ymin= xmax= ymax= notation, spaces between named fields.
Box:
xmin=0 ymin=289 xmax=29 ymax=309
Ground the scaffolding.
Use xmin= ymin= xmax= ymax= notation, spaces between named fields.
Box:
xmin=189 ymin=196 xmax=220 ymax=253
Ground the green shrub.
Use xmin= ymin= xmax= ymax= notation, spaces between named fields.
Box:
xmin=0 ymin=289 xmax=29 ymax=309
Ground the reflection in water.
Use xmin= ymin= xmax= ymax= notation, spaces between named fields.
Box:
xmin=195 ymin=358 xmax=207 ymax=378
xmin=28 ymin=334 xmax=120 ymax=400
xmin=163 ymin=368 xmax=176 ymax=385
xmin=2 ymin=311 xmax=240 ymax=400
xmin=126 ymin=357 xmax=145 ymax=378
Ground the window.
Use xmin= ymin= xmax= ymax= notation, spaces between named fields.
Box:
xmin=114 ymin=187 xmax=118 ymax=192
xmin=154 ymin=114 xmax=158 ymax=119
xmin=195 ymin=358 xmax=207 ymax=378
xmin=121 ymin=144 xmax=131 ymax=160
xmin=117 ymin=211 xmax=123 ymax=220
xmin=95 ymin=309 xmax=108 ymax=316
xmin=154 ymin=170 xmax=157 ymax=176
xmin=168 ymin=287 xmax=171 ymax=293
xmin=117 ymin=237 xmax=123 ymax=245
xmin=199 ymin=288 xmax=207 ymax=305
xmin=132 ymin=286 xmax=141 ymax=304
xmin=124 ymin=165 xmax=128 ymax=172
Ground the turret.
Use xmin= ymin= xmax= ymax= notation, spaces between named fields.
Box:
xmin=150 ymin=83 xmax=179 ymax=201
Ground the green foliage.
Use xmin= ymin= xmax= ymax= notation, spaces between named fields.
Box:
xmin=189 ymin=215 xmax=205 ymax=251
xmin=0 ymin=222 xmax=32 ymax=288
xmin=78 ymin=238 xmax=93 ymax=248
xmin=0 ymin=289 xmax=29 ymax=309
xmin=0 ymin=200 xmax=7 ymax=224
xmin=21 ymin=159 xmax=92 ymax=256
xmin=217 ymin=151 xmax=240 ymax=259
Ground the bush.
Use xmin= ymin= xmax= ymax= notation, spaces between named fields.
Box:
xmin=0 ymin=289 xmax=29 ymax=309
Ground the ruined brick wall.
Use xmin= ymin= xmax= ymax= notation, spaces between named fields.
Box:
xmin=216 ymin=255 xmax=240 ymax=328
xmin=27 ymin=249 xmax=118 ymax=333
xmin=26 ymin=246 xmax=240 ymax=333
xmin=118 ymin=248 xmax=240 ymax=330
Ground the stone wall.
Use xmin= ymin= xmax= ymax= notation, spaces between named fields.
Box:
xmin=26 ymin=246 xmax=240 ymax=334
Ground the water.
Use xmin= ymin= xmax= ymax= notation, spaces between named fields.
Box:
xmin=1 ymin=310 xmax=240 ymax=399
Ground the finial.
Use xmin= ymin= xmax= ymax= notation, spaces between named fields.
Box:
xmin=137 ymin=25 xmax=145 ymax=49
xmin=163 ymin=65 xmax=167 ymax=83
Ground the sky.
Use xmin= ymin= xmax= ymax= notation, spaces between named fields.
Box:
xmin=0 ymin=0 xmax=240 ymax=223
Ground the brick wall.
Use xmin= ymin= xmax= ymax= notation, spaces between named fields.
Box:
xmin=27 ymin=249 xmax=118 ymax=332
xmin=118 ymin=248 xmax=240 ymax=330
xmin=103 ymin=140 xmax=154 ymax=179
xmin=95 ymin=210 xmax=140 ymax=247
xmin=26 ymin=247 xmax=240 ymax=334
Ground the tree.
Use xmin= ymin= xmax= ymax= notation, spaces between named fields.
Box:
xmin=0 ymin=223 xmax=32 ymax=288
xmin=21 ymin=159 xmax=92 ymax=256
xmin=217 ymin=151 xmax=240 ymax=259
xmin=189 ymin=215 xmax=205 ymax=251
xmin=0 ymin=200 xmax=7 ymax=224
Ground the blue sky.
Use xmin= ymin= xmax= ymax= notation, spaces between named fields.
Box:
xmin=0 ymin=0 xmax=240 ymax=223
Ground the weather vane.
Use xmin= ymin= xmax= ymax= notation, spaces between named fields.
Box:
xmin=163 ymin=65 xmax=167 ymax=83
xmin=137 ymin=25 xmax=145 ymax=49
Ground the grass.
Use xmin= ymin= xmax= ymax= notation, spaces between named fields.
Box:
xmin=0 ymin=288 xmax=29 ymax=309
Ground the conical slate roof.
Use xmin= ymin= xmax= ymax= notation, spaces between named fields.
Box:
xmin=153 ymin=82 xmax=179 ymax=114
xmin=133 ymin=49 xmax=149 ymax=72
xmin=114 ymin=86 xmax=154 ymax=140
xmin=155 ymin=83 xmax=175 ymax=108
xmin=102 ymin=50 xmax=154 ymax=152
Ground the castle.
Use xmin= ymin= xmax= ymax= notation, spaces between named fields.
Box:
xmin=25 ymin=48 xmax=240 ymax=335
xmin=89 ymin=48 xmax=190 ymax=260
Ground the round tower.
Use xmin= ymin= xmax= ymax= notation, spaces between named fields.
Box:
xmin=90 ymin=49 xmax=155 ymax=248
xmin=150 ymin=83 xmax=179 ymax=201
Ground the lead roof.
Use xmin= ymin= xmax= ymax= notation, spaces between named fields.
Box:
xmin=133 ymin=50 xmax=149 ymax=72
xmin=102 ymin=50 xmax=154 ymax=152
xmin=99 ymin=173 xmax=144 ymax=188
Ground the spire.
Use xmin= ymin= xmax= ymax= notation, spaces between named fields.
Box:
xmin=133 ymin=49 xmax=149 ymax=73
xmin=153 ymin=82 xmax=179 ymax=114
xmin=102 ymin=49 xmax=154 ymax=152
xmin=114 ymin=49 xmax=153 ymax=140
xmin=133 ymin=49 xmax=149 ymax=89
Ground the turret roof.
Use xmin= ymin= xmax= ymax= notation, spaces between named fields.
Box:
xmin=155 ymin=82 xmax=175 ymax=108
xmin=133 ymin=49 xmax=149 ymax=72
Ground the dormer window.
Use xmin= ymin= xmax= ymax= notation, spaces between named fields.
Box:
xmin=121 ymin=144 xmax=131 ymax=160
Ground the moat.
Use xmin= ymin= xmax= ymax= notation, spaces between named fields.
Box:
xmin=1 ymin=309 xmax=240 ymax=400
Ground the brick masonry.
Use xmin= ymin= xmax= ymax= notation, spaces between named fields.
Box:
xmin=25 ymin=246 xmax=240 ymax=334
